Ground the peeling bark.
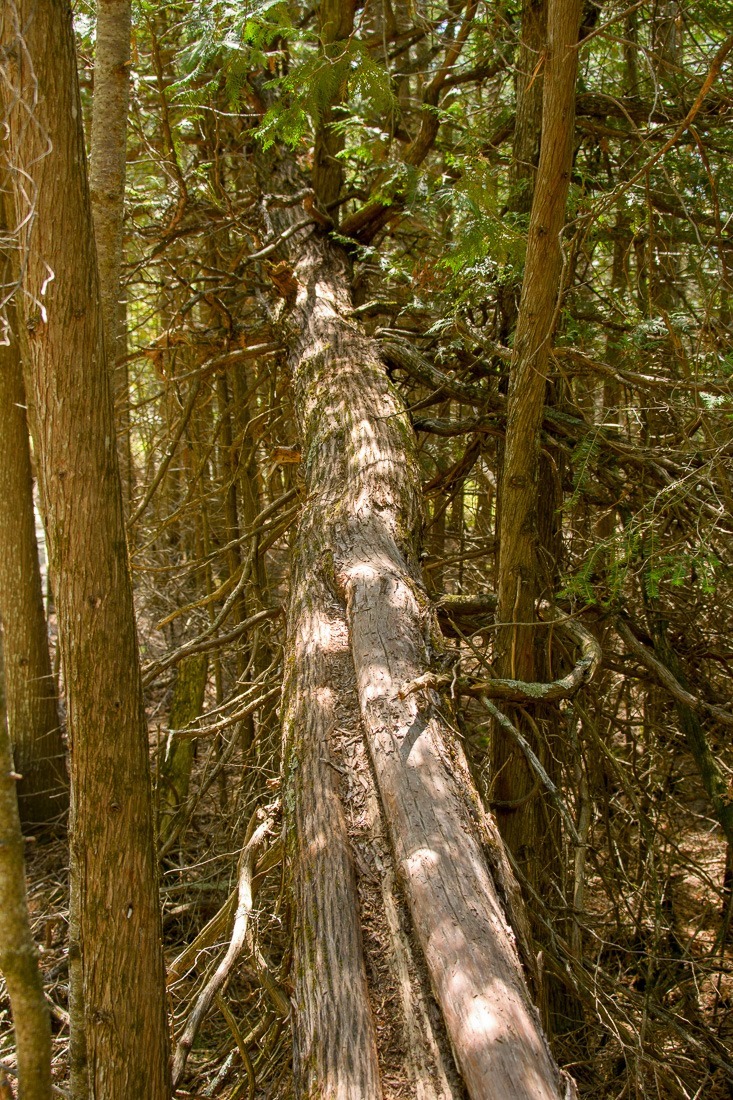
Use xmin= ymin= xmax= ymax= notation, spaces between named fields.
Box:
xmin=284 ymin=527 xmax=466 ymax=1097
xmin=282 ymin=549 xmax=382 ymax=1099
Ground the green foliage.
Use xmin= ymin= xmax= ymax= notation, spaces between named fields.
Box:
xmin=630 ymin=313 xmax=694 ymax=349
xmin=171 ymin=0 xmax=295 ymax=107
xmin=570 ymin=434 xmax=602 ymax=505
xmin=560 ymin=503 xmax=724 ymax=608
xmin=257 ymin=102 xmax=310 ymax=149
xmin=257 ymin=39 xmax=394 ymax=149
xmin=644 ymin=548 xmax=721 ymax=599
xmin=436 ymin=154 xmax=526 ymax=276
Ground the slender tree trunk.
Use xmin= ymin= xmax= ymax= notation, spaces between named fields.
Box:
xmin=0 ymin=195 xmax=67 ymax=829
xmin=492 ymin=0 xmax=584 ymax=1039
xmin=312 ymin=0 xmax=356 ymax=216
xmin=0 ymin=711 xmax=53 ymax=1100
xmin=510 ymin=0 xmax=546 ymax=220
xmin=497 ymin=0 xmax=582 ymax=660
xmin=0 ymin=4 xmax=170 ymax=1098
xmin=90 ymin=0 xmax=134 ymax=505
xmin=158 ymin=653 xmax=208 ymax=851
xmin=283 ymin=223 xmax=574 ymax=1100
xmin=494 ymin=0 xmax=582 ymax=872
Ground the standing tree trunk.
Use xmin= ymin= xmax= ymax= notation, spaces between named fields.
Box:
xmin=0 ymin=710 xmax=53 ymax=1100
xmin=281 ymin=211 xmax=574 ymax=1098
xmin=158 ymin=653 xmax=208 ymax=851
xmin=0 ymin=3 xmax=170 ymax=1098
xmin=90 ymin=0 xmax=134 ymax=505
xmin=493 ymin=0 xmax=582 ymax=878
xmin=0 ymin=190 xmax=67 ymax=830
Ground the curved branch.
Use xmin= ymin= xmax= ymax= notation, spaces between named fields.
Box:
xmin=171 ymin=803 xmax=281 ymax=1088
xmin=434 ymin=600 xmax=602 ymax=704
xmin=615 ymin=618 xmax=733 ymax=728
xmin=614 ymin=617 xmax=733 ymax=851
xmin=381 ymin=338 xmax=491 ymax=406
xmin=471 ymin=616 xmax=601 ymax=703
xmin=480 ymin=697 xmax=581 ymax=846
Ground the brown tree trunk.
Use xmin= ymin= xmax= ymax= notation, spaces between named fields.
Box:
xmin=158 ymin=652 xmax=208 ymax=851
xmin=511 ymin=0 xmax=547 ymax=218
xmin=0 ymin=3 xmax=170 ymax=1098
xmin=90 ymin=0 xmax=134 ymax=504
xmin=0 ymin=711 xmax=53 ymax=1100
xmin=0 ymin=196 xmax=67 ymax=829
xmin=283 ymin=224 xmax=574 ymax=1099
xmin=494 ymin=0 xmax=582 ymax=874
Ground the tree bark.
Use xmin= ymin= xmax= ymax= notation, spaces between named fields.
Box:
xmin=496 ymin=0 xmax=546 ymax=343
xmin=283 ymin=224 xmax=574 ymax=1099
xmin=512 ymin=0 xmax=547 ymax=215
xmin=0 ymin=193 xmax=67 ymax=829
xmin=89 ymin=0 xmax=134 ymax=505
xmin=0 ymin=3 xmax=170 ymax=1097
xmin=497 ymin=0 xmax=582 ymax=665
xmin=494 ymin=0 xmax=582 ymax=875
xmin=0 ymin=711 xmax=53 ymax=1100
xmin=312 ymin=0 xmax=356 ymax=215
xmin=282 ymin=556 xmax=383 ymax=1099
xmin=158 ymin=653 xmax=208 ymax=851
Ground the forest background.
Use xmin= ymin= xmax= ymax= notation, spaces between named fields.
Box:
xmin=0 ymin=0 xmax=733 ymax=1098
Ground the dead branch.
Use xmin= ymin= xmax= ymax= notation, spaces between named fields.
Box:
xmin=615 ymin=618 xmax=733 ymax=727
xmin=171 ymin=801 xmax=281 ymax=1087
xmin=479 ymin=697 xmax=581 ymax=845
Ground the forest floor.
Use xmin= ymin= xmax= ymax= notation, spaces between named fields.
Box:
xmin=1 ymin=728 xmax=732 ymax=1099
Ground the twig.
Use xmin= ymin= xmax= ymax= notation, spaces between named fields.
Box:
xmin=480 ymin=697 xmax=581 ymax=845
xmin=128 ymin=378 xmax=201 ymax=528
xmin=142 ymin=607 xmax=281 ymax=685
xmin=615 ymin=618 xmax=733 ymax=727
xmin=243 ymin=216 xmax=316 ymax=262
xmin=171 ymin=803 xmax=280 ymax=1087
xmin=0 ymin=1060 xmax=69 ymax=1097
xmin=215 ymin=994 xmax=256 ymax=1100
xmin=170 ymin=686 xmax=281 ymax=741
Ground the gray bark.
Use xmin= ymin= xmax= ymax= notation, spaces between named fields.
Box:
xmin=282 ymin=559 xmax=383 ymax=1099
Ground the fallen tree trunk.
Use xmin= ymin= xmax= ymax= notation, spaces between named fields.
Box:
xmin=282 ymin=506 xmax=467 ymax=1098
xmin=282 ymin=224 xmax=575 ymax=1100
xmin=281 ymin=553 xmax=382 ymax=1098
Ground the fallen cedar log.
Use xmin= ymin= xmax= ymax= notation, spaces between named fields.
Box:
xmin=280 ymin=222 xmax=577 ymax=1100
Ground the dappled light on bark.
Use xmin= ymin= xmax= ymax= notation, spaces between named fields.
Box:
xmin=282 ymin=223 xmax=572 ymax=1098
